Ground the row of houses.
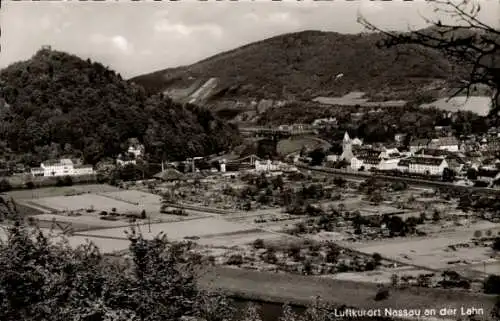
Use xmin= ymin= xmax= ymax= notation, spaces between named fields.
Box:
xmin=333 ymin=132 xmax=464 ymax=177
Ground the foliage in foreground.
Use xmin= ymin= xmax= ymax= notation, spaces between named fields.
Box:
xmin=0 ymin=220 xmax=334 ymax=321
xmin=0 ymin=217 xmax=499 ymax=321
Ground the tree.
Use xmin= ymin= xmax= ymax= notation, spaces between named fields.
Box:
xmin=252 ymin=238 xmax=265 ymax=249
xmin=473 ymin=230 xmax=483 ymax=238
xmin=279 ymin=305 xmax=299 ymax=321
xmin=25 ymin=181 xmax=35 ymax=189
xmin=0 ymin=178 xmax=12 ymax=193
xmin=432 ymin=209 xmax=441 ymax=222
xmin=308 ymin=148 xmax=326 ymax=166
xmin=194 ymin=292 xmax=235 ymax=321
xmin=484 ymin=275 xmax=500 ymax=294
xmin=442 ymin=167 xmax=456 ymax=182
xmin=492 ymin=296 xmax=500 ymax=320
xmin=467 ymin=168 xmax=478 ymax=180
xmin=372 ymin=253 xmax=382 ymax=266
xmin=492 ymin=237 xmax=500 ymax=251
xmin=359 ymin=0 xmax=500 ymax=116
xmin=333 ymin=177 xmax=346 ymax=188
xmin=374 ymin=287 xmax=390 ymax=301
xmin=240 ymin=304 xmax=262 ymax=321
xmin=63 ymin=175 xmax=73 ymax=186
xmin=391 ymin=274 xmax=399 ymax=288
xmin=386 ymin=216 xmax=407 ymax=237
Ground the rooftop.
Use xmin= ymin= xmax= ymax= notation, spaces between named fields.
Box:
xmin=41 ymin=159 xmax=74 ymax=167
xmin=430 ymin=136 xmax=459 ymax=146
xmin=410 ymin=157 xmax=446 ymax=166
xmin=397 ymin=159 xmax=411 ymax=167
xmin=153 ymin=168 xmax=185 ymax=181
xmin=410 ymin=138 xmax=430 ymax=146
xmin=360 ymin=157 xmax=381 ymax=165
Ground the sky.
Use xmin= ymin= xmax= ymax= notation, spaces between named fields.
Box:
xmin=0 ymin=0 xmax=499 ymax=79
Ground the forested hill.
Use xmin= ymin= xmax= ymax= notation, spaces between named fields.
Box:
xmin=0 ymin=48 xmax=239 ymax=165
xmin=131 ymin=30 xmax=467 ymax=102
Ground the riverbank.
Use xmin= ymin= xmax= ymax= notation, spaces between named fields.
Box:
xmin=199 ymin=266 xmax=497 ymax=320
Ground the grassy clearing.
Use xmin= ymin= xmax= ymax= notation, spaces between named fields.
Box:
xmin=277 ymin=137 xmax=329 ymax=156
xmin=200 ymin=266 xmax=497 ymax=320
xmin=79 ymin=217 xmax=258 ymax=241
xmin=6 ymin=184 xmax=120 ymax=200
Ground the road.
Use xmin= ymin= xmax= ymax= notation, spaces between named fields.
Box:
xmin=300 ymin=165 xmax=500 ymax=195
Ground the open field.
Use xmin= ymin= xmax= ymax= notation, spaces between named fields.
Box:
xmin=30 ymin=194 xmax=143 ymax=213
xmin=199 ymin=266 xmax=497 ymax=320
xmin=277 ymin=137 xmax=330 ymax=156
xmin=32 ymin=213 xmax=130 ymax=231
xmin=78 ymin=217 xmax=260 ymax=241
xmin=197 ymin=230 xmax=287 ymax=247
xmin=62 ymin=235 xmax=131 ymax=254
xmin=345 ymin=230 xmax=499 ymax=271
xmin=100 ymin=190 xmax=163 ymax=206
xmin=467 ymin=261 xmax=500 ymax=275
xmin=6 ymin=184 xmax=120 ymax=200
xmin=420 ymin=96 xmax=490 ymax=116
xmin=326 ymin=266 xmax=433 ymax=284
xmin=312 ymin=92 xmax=407 ymax=108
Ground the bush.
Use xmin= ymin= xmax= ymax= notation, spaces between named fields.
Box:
xmin=492 ymin=237 xmax=500 ymax=251
xmin=484 ymin=275 xmax=500 ymax=294
xmin=226 ymin=254 xmax=244 ymax=266
xmin=63 ymin=175 xmax=73 ymax=186
xmin=252 ymin=238 xmax=265 ymax=249
xmin=374 ymin=287 xmax=390 ymax=301
xmin=0 ymin=179 xmax=12 ymax=193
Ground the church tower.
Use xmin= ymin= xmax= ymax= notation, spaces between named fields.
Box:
xmin=340 ymin=131 xmax=354 ymax=161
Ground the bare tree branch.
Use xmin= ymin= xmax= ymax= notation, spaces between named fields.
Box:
xmin=358 ymin=0 xmax=500 ymax=117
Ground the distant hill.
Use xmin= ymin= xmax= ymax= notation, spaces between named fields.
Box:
xmin=0 ymin=48 xmax=239 ymax=165
xmin=131 ymin=30 xmax=468 ymax=108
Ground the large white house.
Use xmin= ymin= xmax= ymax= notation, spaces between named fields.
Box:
xmin=428 ymin=137 xmax=460 ymax=152
xmin=378 ymin=158 xmax=402 ymax=171
xmin=350 ymin=156 xmax=380 ymax=171
xmin=31 ymin=159 xmax=94 ymax=177
xmin=255 ymin=160 xmax=297 ymax=173
xmin=408 ymin=157 xmax=448 ymax=176
xmin=127 ymin=144 xmax=145 ymax=158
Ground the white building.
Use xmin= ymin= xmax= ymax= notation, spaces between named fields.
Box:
xmin=428 ymin=137 xmax=460 ymax=152
xmin=350 ymin=156 xmax=380 ymax=171
xmin=408 ymin=157 xmax=448 ymax=176
xmin=326 ymin=154 xmax=339 ymax=162
xmin=409 ymin=139 xmax=430 ymax=155
xmin=31 ymin=159 xmax=94 ymax=177
xmin=255 ymin=160 xmax=296 ymax=172
xmin=127 ymin=144 xmax=145 ymax=158
xmin=378 ymin=158 xmax=402 ymax=171
xmin=30 ymin=167 xmax=44 ymax=177
xmin=116 ymin=158 xmax=137 ymax=167
xmin=394 ymin=133 xmax=407 ymax=145
xmin=351 ymin=138 xmax=363 ymax=146
xmin=73 ymin=165 xmax=95 ymax=175
xmin=312 ymin=117 xmax=337 ymax=127
xmin=379 ymin=148 xmax=400 ymax=159
xmin=397 ymin=158 xmax=411 ymax=173
xmin=40 ymin=158 xmax=74 ymax=177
